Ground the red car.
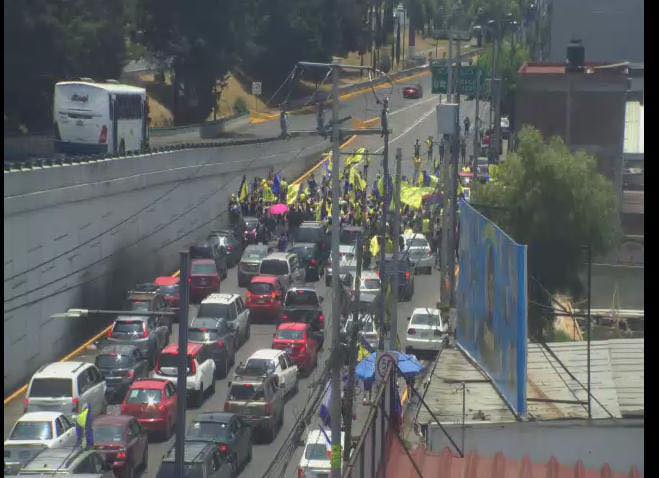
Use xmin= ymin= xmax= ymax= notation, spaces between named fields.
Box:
xmin=245 ymin=275 xmax=285 ymax=322
xmin=154 ymin=276 xmax=180 ymax=309
xmin=121 ymin=379 xmax=177 ymax=441
xmin=190 ymin=259 xmax=220 ymax=303
xmin=92 ymin=414 xmax=148 ymax=478
xmin=402 ymin=84 xmax=423 ymax=99
xmin=271 ymin=322 xmax=319 ymax=374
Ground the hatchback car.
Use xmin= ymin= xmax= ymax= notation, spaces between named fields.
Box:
xmin=272 ymin=322 xmax=319 ymax=374
xmin=190 ymin=241 xmax=229 ymax=279
xmin=190 ymin=258 xmax=221 ymax=303
xmin=245 ymin=275 xmax=286 ymax=322
xmin=154 ymin=276 xmax=180 ymax=310
xmin=107 ymin=315 xmax=169 ymax=368
xmin=402 ymin=84 xmax=423 ymax=99
xmin=297 ymin=429 xmax=345 ymax=478
xmin=405 ymin=307 xmax=448 ymax=355
xmin=188 ymin=319 xmax=237 ymax=379
xmin=95 ymin=344 xmax=149 ymax=403
xmin=18 ymin=447 xmax=113 ymax=477
xmin=402 ymin=233 xmax=434 ymax=274
xmin=24 ymin=362 xmax=106 ymax=418
xmin=186 ymin=412 xmax=252 ymax=475
xmin=237 ymin=244 xmax=271 ymax=287
xmin=121 ymin=379 xmax=177 ymax=440
xmin=288 ymin=242 xmax=324 ymax=281
xmin=151 ymin=343 xmax=216 ymax=407
xmin=92 ymin=414 xmax=148 ymax=478
xmin=157 ymin=441 xmax=233 ymax=478
xmin=5 ymin=412 xmax=76 ymax=449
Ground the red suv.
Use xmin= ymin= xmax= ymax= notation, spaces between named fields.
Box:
xmin=92 ymin=414 xmax=148 ymax=478
xmin=245 ymin=275 xmax=285 ymax=322
xmin=190 ymin=259 xmax=220 ymax=303
xmin=271 ymin=322 xmax=319 ymax=375
xmin=154 ymin=276 xmax=180 ymax=309
xmin=121 ymin=379 xmax=177 ymax=441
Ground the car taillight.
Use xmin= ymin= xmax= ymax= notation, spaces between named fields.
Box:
xmin=405 ymin=271 xmax=411 ymax=281
xmin=264 ymin=402 xmax=273 ymax=415
xmin=189 ymin=359 xmax=197 ymax=375
xmin=217 ymin=339 xmax=225 ymax=348
xmin=158 ymin=403 xmax=167 ymax=412
xmin=319 ymin=314 xmax=325 ymax=327
xmin=115 ymin=451 xmax=127 ymax=461
xmin=108 ymin=327 xmax=113 ymax=338
xmin=99 ymin=125 xmax=108 ymax=144
xmin=281 ymin=314 xmax=289 ymax=322
xmin=142 ymin=324 xmax=149 ymax=338
xmin=72 ymin=398 xmax=80 ymax=412
xmin=271 ymin=292 xmax=277 ymax=301
xmin=23 ymin=398 xmax=29 ymax=412
xmin=310 ymin=259 xmax=318 ymax=267
xmin=126 ymin=370 xmax=135 ymax=379
xmin=224 ymin=402 xmax=230 ymax=412
xmin=246 ymin=291 xmax=253 ymax=302
xmin=218 ymin=444 xmax=229 ymax=455
xmin=408 ymin=328 xmax=416 ymax=335
xmin=227 ymin=246 xmax=233 ymax=252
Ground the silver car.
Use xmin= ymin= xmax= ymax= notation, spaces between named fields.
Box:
xmin=342 ymin=314 xmax=379 ymax=349
xmin=402 ymin=233 xmax=434 ymax=274
xmin=326 ymin=245 xmax=356 ymax=286
xmin=17 ymin=447 xmax=113 ymax=477
xmin=237 ymin=244 xmax=270 ymax=287
xmin=106 ymin=315 xmax=169 ymax=367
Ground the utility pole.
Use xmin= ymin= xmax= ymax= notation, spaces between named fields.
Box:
xmin=378 ymin=97 xmax=390 ymax=352
xmin=449 ymin=39 xmax=461 ymax=303
xmin=343 ymin=234 xmax=363 ymax=463
xmin=174 ymin=250 xmax=190 ymax=478
xmin=389 ymin=148 xmax=402 ymax=350
xmin=586 ymin=244 xmax=592 ymax=420
xmin=473 ymin=69 xmax=481 ymax=167
xmin=439 ymin=34 xmax=453 ymax=307
xmin=329 ymin=65 xmax=343 ymax=478
xmin=492 ymin=20 xmax=502 ymax=162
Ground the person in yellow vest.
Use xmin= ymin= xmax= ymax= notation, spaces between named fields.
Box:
xmin=370 ymin=235 xmax=380 ymax=258
xmin=412 ymin=155 xmax=422 ymax=184
xmin=422 ymin=216 xmax=431 ymax=236
xmin=75 ymin=404 xmax=93 ymax=449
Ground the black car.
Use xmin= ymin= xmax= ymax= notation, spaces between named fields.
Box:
xmin=292 ymin=221 xmax=330 ymax=262
xmin=207 ymin=230 xmax=243 ymax=267
xmin=95 ymin=345 xmax=149 ymax=403
xmin=279 ymin=287 xmax=325 ymax=346
xmin=157 ymin=441 xmax=233 ymax=478
xmin=188 ymin=318 xmax=237 ymax=379
xmin=378 ymin=253 xmax=415 ymax=301
xmin=287 ymin=242 xmax=324 ymax=281
xmin=186 ymin=413 xmax=252 ymax=476
xmin=191 ymin=241 xmax=229 ymax=279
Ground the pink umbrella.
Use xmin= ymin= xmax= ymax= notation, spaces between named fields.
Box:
xmin=269 ymin=203 xmax=289 ymax=215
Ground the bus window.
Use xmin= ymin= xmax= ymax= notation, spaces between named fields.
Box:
xmin=115 ymin=95 xmax=143 ymax=120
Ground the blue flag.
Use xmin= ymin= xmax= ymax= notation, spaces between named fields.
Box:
xmin=273 ymin=174 xmax=281 ymax=196
xmin=423 ymin=171 xmax=431 ymax=187
xmin=319 ymin=383 xmax=332 ymax=427
xmin=359 ymin=334 xmax=375 ymax=354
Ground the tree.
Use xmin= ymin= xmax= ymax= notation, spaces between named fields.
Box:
xmin=136 ymin=0 xmax=248 ymax=124
xmin=4 ymin=0 xmax=126 ymax=132
xmin=471 ymin=126 xmax=620 ymax=338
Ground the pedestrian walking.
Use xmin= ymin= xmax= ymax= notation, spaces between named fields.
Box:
xmin=280 ymin=109 xmax=289 ymax=138
xmin=460 ymin=138 xmax=467 ymax=165
xmin=426 ymin=136 xmax=434 ymax=164
xmin=439 ymin=138 xmax=445 ymax=165
xmin=463 ymin=116 xmax=470 ymax=135
xmin=413 ymin=138 xmax=421 ymax=159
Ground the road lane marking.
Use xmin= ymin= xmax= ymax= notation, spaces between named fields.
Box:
xmin=374 ymin=106 xmax=437 ymax=154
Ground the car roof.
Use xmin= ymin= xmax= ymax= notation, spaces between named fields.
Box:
xmin=154 ymin=276 xmax=179 ymax=286
xmin=286 ymin=286 xmax=317 ymax=294
xmin=163 ymin=442 xmax=215 ymax=463
xmin=194 ymin=412 xmax=234 ymax=423
xmin=16 ymin=411 xmax=64 ymax=422
xmin=277 ymin=322 xmax=309 ymax=331
xmin=248 ymin=349 xmax=285 ymax=360
xmin=244 ymin=244 xmax=268 ymax=252
xmin=203 ymin=293 xmax=239 ymax=303
xmin=21 ymin=447 xmax=87 ymax=471
xmin=161 ymin=343 xmax=204 ymax=356
xmin=360 ymin=271 xmax=379 ymax=279
xmin=263 ymin=252 xmax=292 ymax=260
xmin=306 ymin=429 xmax=345 ymax=444
xmin=403 ymin=232 xmax=428 ymax=240
xmin=251 ymin=275 xmax=279 ymax=284
xmin=33 ymin=361 xmax=90 ymax=378
xmin=115 ymin=315 xmax=148 ymax=322
xmin=129 ymin=379 xmax=169 ymax=390
xmin=97 ymin=344 xmax=139 ymax=355
xmin=93 ymin=414 xmax=133 ymax=427
xmin=412 ymin=307 xmax=441 ymax=315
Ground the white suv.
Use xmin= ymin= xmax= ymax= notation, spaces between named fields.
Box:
xmin=236 ymin=349 xmax=299 ymax=397
xmin=198 ymin=293 xmax=251 ymax=346
xmin=24 ymin=362 xmax=107 ymax=418
xmin=151 ymin=343 xmax=216 ymax=407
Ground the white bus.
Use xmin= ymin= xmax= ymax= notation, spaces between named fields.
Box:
xmin=53 ymin=80 xmax=149 ymax=155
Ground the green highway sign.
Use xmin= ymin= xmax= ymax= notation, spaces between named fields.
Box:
xmin=431 ymin=61 xmax=480 ymax=95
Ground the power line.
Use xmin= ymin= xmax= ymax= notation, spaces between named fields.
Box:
xmin=4 ymin=142 xmax=321 ymax=313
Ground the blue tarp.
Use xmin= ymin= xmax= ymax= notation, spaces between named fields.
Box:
xmin=355 ymin=351 xmax=425 ymax=390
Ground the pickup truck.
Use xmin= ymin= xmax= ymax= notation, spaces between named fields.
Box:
xmin=279 ymin=288 xmax=325 ymax=347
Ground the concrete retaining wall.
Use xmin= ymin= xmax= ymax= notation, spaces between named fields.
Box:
xmin=3 ymin=136 xmax=325 ymax=394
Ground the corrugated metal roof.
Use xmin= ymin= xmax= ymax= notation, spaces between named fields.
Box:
xmin=385 ymin=440 xmax=642 ymax=478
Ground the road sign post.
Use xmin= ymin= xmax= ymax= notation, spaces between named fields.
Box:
xmin=432 ymin=63 xmax=480 ymax=96
xmin=251 ymin=81 xmax=262 ymax=113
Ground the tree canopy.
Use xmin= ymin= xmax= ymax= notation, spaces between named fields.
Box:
xmin=471 ymin=126 xmax=620 ymax=338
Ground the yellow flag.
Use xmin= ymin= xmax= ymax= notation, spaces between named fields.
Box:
xmin=358 ymin=344 xmax=370 ymax=362
xmin=349 ymin=167 xmax=367 ymax=192
xmin=287 ymin=183 xmax=300 ymax=205
xmin=239 ymin=180 xmax=249 ymax=202
xmin=377 ymin=176 xmax=385 ymax=196
xmin=315 ymin=203 xmax=323 ymax=221
xmin=345 ymin=147 xmax=367 ymax=169
xmin=429 ymin=174 xmax=439 ymax=188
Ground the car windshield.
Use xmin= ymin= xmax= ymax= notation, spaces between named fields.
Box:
xmin=92 ymin=424 xmax=124 ymax=443
xmin=10 ymin=421 xmax=53 ymax=441
xmin=412 ymin=314 xmax=441 ymax=326
xmin=285 ymin=290 xmax=319 ymax=306
xmin=158 ymin=285 xmax=179 ymax=295
xmin=360 ymin=278 xmax=380 ymax=290
xmin=113 ymin=320 xmax=144 ymax=334
xmin=243 ymin=247 xmax=267 ymax=260
xmin=29 ymin=378 xmax=72 ymax=398
xmin=407 ymin=238 xmax=429 ymax=248
xmin=260 ymin=259 xmax=288 ymax=275
xmin=248 ymin=282 xmax=274 ymax=294
xmin=126 ymin=388 xmax=162 ymax=404
xmin=158 ymin=462 xmax=204 ymax=478
xmin=191 ymin=263 xmax=216 ymax=275
xmin=305 ymin=443 xmax=329 ymax=461
xmin=294 ymin=228 xmax=322 ymax=243
xmin=229 ymin=384 xmax=265 ymax=401
xmin=339 ymin=229 xmax=360 ymax=244
xmin=187 ymin=421 xmax=229 ymax=441
xmin=197 ymin=303 xmax=231 ymax=320
xmin=244 ymin=358 xmax=275 ymax=375
xmin=96 ymin=353 xmax=135 ymax=369
xmin=276 ymin=330 xmax=305 ymax=340
xmin=188 ymin=329 xmax=221 ymax=342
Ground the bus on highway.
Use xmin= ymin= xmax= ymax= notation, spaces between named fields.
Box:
xmin=53 ymin=80 xmax=149 ymax=155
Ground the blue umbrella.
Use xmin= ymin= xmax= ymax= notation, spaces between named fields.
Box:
xmin=355 ymin=351 xmax=425 ymax=391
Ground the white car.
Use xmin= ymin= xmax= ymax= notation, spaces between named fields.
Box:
xmin=198 ymin=293 xmax=251 ymax=346
xmin=405 ymin=307 xmax=448 ymax=354
xmin=342 ymin=314 xmax=380 ymax=349
xmin=151 ymin=343 xmax=216 ymax=407
xmin=237 ymin=349 xmax=299 ymax=396
xmin=5 ymin=412 xmax=77 ymax=449
xmin=402 ymin=233 xmax=434 ymax=274
xmin=351 ymin=271 xmax=381 ymax=304
xmin=297 ymin=429 xmax=346 ymax=478
xmin=326 ymin=244 xmax=356 ymax=286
